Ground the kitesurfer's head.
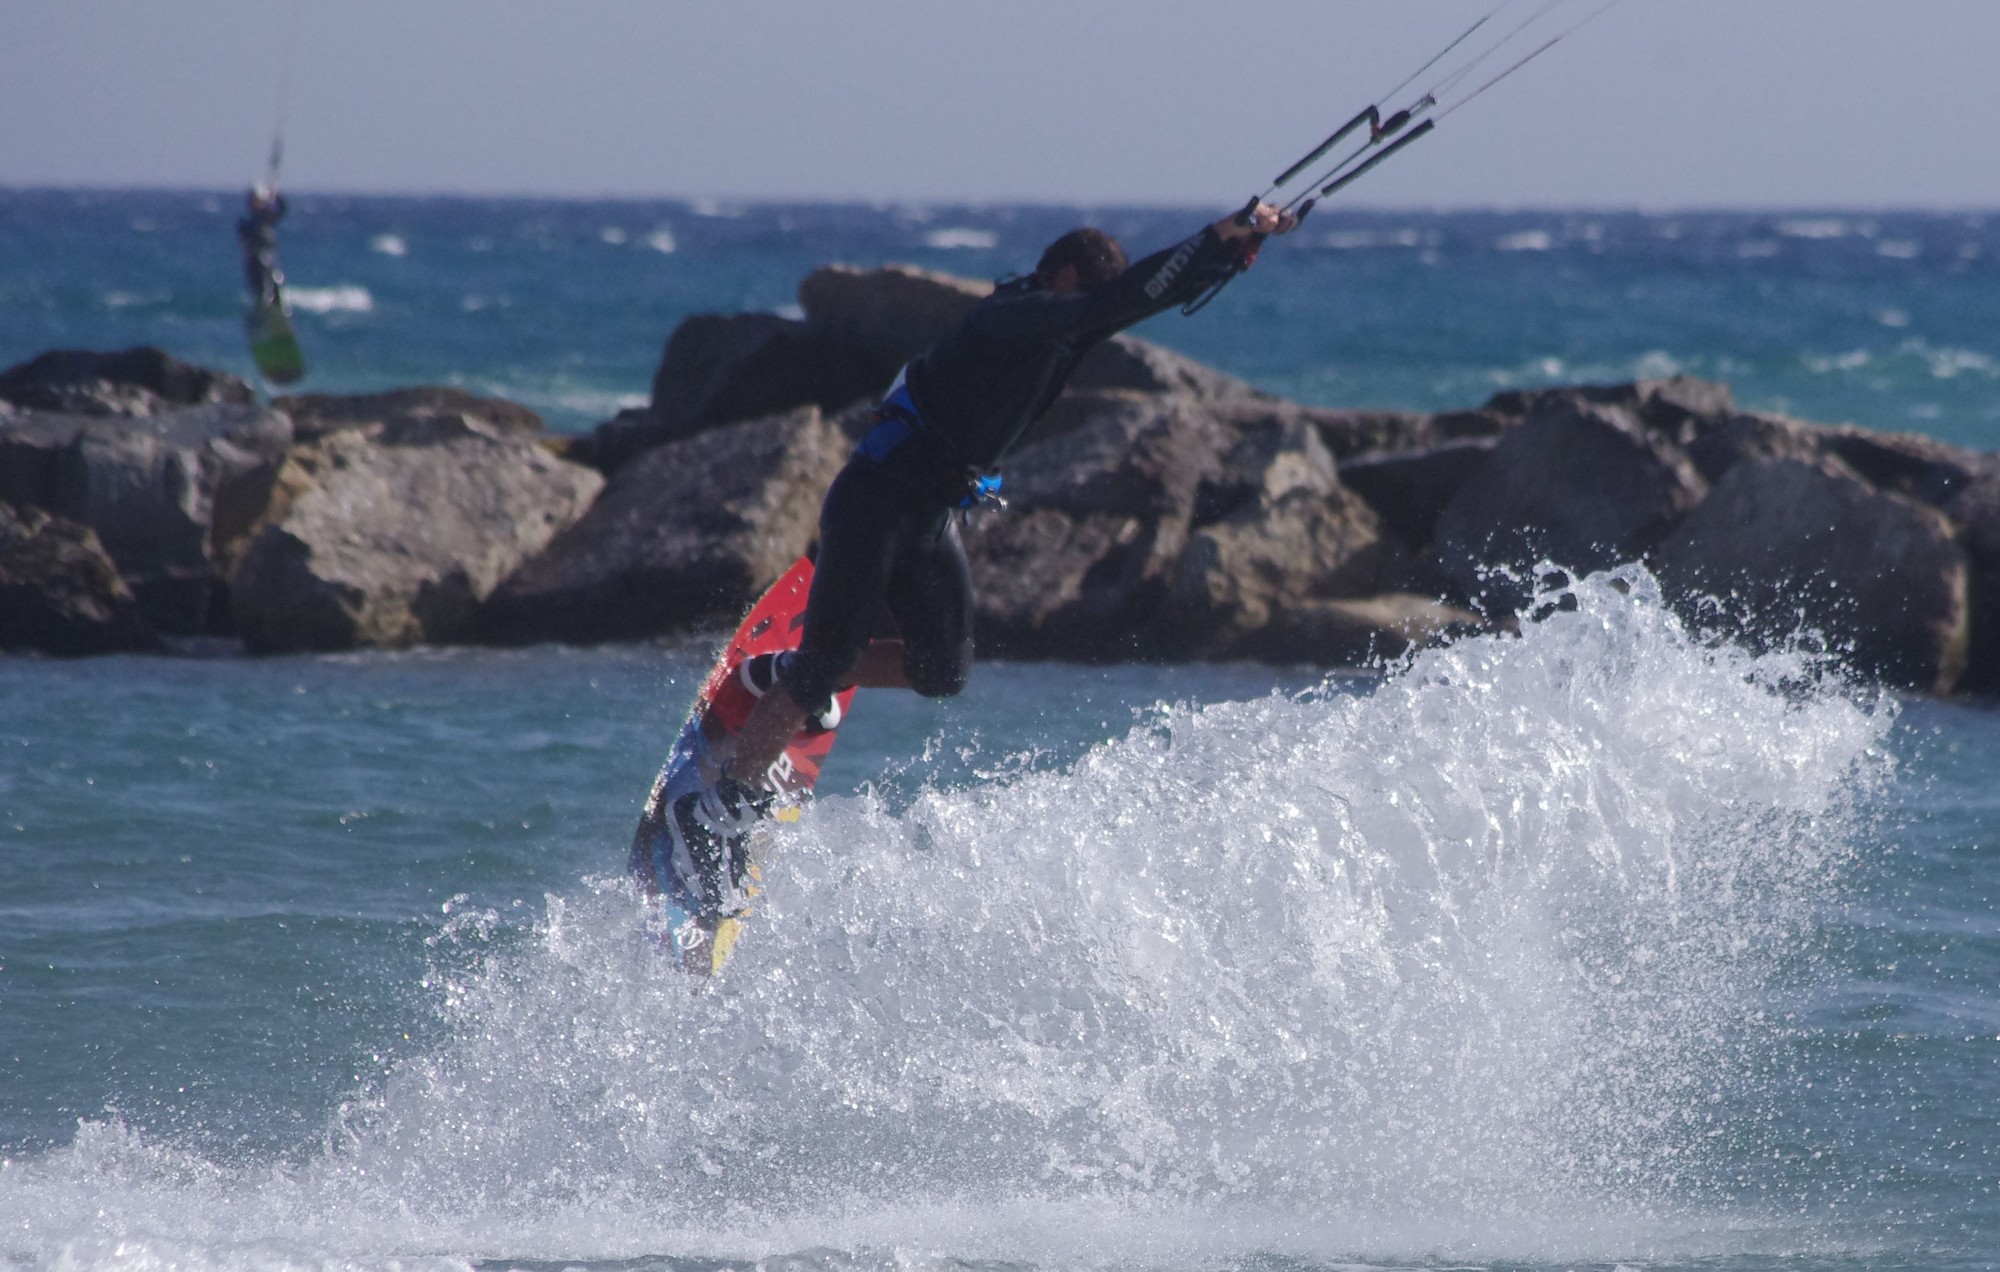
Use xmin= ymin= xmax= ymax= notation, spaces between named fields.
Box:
xmin=1035 ymin=228 xmax=1126 ymax=294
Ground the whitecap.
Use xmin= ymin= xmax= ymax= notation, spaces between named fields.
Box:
xmin=288 ymin=285 xmax=374 ymax=314
xmin=1495 ymin=230 xmax=1552 ymax=252
xmin=599 ymin=227 xmax=628 ymax=246
xmin=1803 ymin=349 xmax=1871 ymax=374
xmin=1776 ymin=217 xmax=1850 ymax=240
xmin=1321 ymin=228 xmax=1425 ymax=250
xmin=370 ymin=233 xmax=408 ymax=257
xmin=1632 ymin=350 xmax=1682 ymax=379
xmin=103 ymin=290 xmax=168 ymax=310
xmin=1876 ymin=240 xmax=1921 ymax=260
xmin=924 ymin=228 xmax=999 ymax=251
xmin=1877 ymin=309 xmax=1911 ymax=329
xmin=646 ymin=228 xmax=677 ymax=254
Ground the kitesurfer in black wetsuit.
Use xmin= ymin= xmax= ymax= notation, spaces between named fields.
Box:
xmin=678 ymin=201 xmax=1296 ymax=849
xmin=237 ymin=186 xmax=287 ymax=309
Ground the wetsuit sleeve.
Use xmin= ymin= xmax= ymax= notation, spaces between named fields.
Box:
xmin=976 ymin=226 xmax=1245 ymax=343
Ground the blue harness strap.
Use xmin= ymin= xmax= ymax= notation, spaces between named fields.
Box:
xmin=854 ymin=380 xmax=1004 ymax=509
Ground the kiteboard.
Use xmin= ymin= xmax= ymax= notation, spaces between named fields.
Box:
xmin=246 ymin=293 xmax=305 ymax=385
xmin=628 ymin=555 xmax=854 ymax=976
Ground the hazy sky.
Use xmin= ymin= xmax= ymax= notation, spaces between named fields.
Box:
xmin=7 ymin=0 xmax=1999 ymax=209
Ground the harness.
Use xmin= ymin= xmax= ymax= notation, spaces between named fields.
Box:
xmin=854 ymin=376 xmax=1005 ymax=510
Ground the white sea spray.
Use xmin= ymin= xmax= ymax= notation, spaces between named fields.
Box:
xmin=0 ymin=568 xmax=1898 ymax=1270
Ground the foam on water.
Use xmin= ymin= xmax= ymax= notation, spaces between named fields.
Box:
xmin=0 ymin=570 xmax=1896 ymax=1270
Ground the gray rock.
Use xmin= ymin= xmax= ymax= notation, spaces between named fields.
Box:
xmin=1213 ymin=398 xmax=1510 ymax=465
xmin=992 ymin=392 xmax=1229 ymax=524
xmin=1681 ymin=411 xmax=1826 ymax=484
xmin=0 ymin=404 xmax=295 ymax=634
xmin=231 ymin=415 xmax=603 ymax=653
xmin=272 ymin=386 xmax=546 ymax=442
xmin=1338 ymin=438 xmax=1499 ymax=550
xmin=1678 ymin=410 xmax=1992 ymax=509
xmin=797 ymin=263 xmax=987 ymax=371
xmin=1164 ymin=475 xmax=1409 ymax=659
xmin=1655 ymin=456 xmax=1968 ymax=694
xmin=1484 ymin=375 xmax=1736 ymax=440
xmin=479 ymin=405 xmax=847 ymax=645
xmin=1068 ymin=335 xmax=1264 ymax=400
xmin=1820 ymin=424 xmax=1995 ymax=509
xmin=1237 ymin=593 xmax=1486 ymax=667
xmin=1434 ymin=396 xmax=1707 ymax=612
xmin=1945 ymin=474 xmax=2000 ymax=694
xmin=576 ymin=314 xmax=887 ymax=474
xmin=965 ymin=394 xmax=1228 ymax=658
xmin=0 ymin=347 xmax=254 ymax=417
xmin=965 ymin=507 xmax=1177 ymax=661
xmin=0 ymin=502 xmax=158 ymax=655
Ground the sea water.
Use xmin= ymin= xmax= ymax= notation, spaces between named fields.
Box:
xmin=3 ymin=192 xmax=2000 ymax=1269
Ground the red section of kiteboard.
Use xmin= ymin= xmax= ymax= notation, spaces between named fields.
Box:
xmin=697 ymin=555 xmax=851 ymax=797
xmin=628 ymin=554 xmax=855 ymax=900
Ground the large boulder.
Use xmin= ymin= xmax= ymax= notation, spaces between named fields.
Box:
xmin=1159 ymin=418 xmax=1410 ymax=658
xmin=1484 ymin=375 xmax=1736 ymax=441
xmin=1677 ymin=407 xmax=1994 ymax=511
xmin=1654 ymin=456 xmax=1969 ymax=695
xmin=0 ymin=347 xmax=253 ymax=417
xmin=1819 ymin=424 xmax=1994 ymax=510
xmin=797 ymin=263 xmax=987 ymax=371
xmin=1680 ymin=411 xmax=1827 ymax=484
xmin=0 ymin=502 xmax=157 ymax=655
xmin=0 ymin=404 xmax=295 ymax=634
xmin=964 ymin=393 xmax=1229 ymax=659
xmin=1069 ymin=335 xmax=1263 ymax=401
xmin=1215 ymin=399 xmax=1510 ymax=465
xmin=575 ymin=315 xmax=888 ymax=474
xmin=1338 ymin=438 xmax=1499 ymax=550
xmin=479 ymin=405 xmax=849 ymax=645
xmin=1944 ymin=474 xmax=2000 ymax=694
xmin=1433 ymin=396 xmax=1707 ymax=612
xmin=230 ymin=415 xmax=604 ymax=653
xmin=796 ymin=262 xmax=1267 ymax=403
xmin=272 ymin=387 xmax=545 ymax=442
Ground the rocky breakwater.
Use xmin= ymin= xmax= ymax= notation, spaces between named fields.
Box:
xmin=4 ymin=269 xmax=1996 ymax=700
xmin=0 ymin=349 xmax=602 ymax=655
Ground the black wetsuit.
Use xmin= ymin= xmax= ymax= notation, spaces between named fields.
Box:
xmin=779 ymin=223 xmax=1246 ymax=712
xmin=237 ymin=194 xmax=287 ymax=308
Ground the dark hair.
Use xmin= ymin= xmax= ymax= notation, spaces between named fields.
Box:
xmin=1035 ymin=227 xmax=1126 ymax=288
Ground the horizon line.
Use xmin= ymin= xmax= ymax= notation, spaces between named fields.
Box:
xmin=4 ymin=182 xmax=1997 ymax=219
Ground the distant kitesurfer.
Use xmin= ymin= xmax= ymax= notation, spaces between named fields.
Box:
xmin=665 ymin=202 xmax=1297 ymax=871
xmin=237 ymin=185 xmax=288 ymax=309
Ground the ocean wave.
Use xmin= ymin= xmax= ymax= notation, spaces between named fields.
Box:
xmin=288 ymin=285 xmax=374 ymax=314
xmin=102 ymin=290 xmax=169 ymax=310
xmin=370 ymin=233 xmax=408 ymax=258
xmin=646 ymin=228 xmax=677 ymax=254
xmin=0 ymin=569 xmax=1896 ymax=1270
xmin=924 ymin=228 xmax=999 ymax=250
xmin=1321 ymin=227 xmax=1429 ymax=250
xmin=1776 ymin=217 xmax=1854 ymax=240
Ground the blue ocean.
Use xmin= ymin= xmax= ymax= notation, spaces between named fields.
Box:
xmin=3 ymin=189 xmax=2000 ymax=1271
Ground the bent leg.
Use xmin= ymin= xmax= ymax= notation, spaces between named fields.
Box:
xmin=885 ymin=513 xmax=974 ymax=699
xmin=728 ymin=461 xmax=903 ymax=784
